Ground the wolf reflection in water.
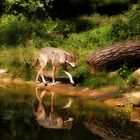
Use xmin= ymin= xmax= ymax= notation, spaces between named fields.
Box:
xmin=34 ymin=87 xmax=74 ymax=129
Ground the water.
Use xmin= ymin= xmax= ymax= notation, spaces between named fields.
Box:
xmin=0 ymin=85 xmax=140 ymax=140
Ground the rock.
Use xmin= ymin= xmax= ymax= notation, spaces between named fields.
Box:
xmin=133 ymin=68 xmax=140 ymax=78
xmin=131 ymin=107 xmax=140 ymax=124
xmin=132 ymin=68 xmax=140 ymax=85
xmin=108 ymin=71 xmax=118 ymax=78
xmin=0 ymin=69 xmax=8 ymax=75
xmin=103 ymin=98 xmax=129 ymax=107
xmin=124 ymin=92 xmax=140 ymax=106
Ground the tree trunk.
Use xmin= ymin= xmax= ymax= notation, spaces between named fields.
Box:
xmin=86 ymin=40 xmax=140 ymax=74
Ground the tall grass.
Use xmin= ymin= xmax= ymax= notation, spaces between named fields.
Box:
xmin=0 ymin=46 xmax=37 ymax=80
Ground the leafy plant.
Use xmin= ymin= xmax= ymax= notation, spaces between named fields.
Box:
xmin=126 ymin=75 xmax=138 ymax=86
xmin=5 ymin=0 xmax=54 ymax=19
xmin=110 ymin=4 xmax=140 ymax=41
xmin=0 ymin=14 xmax=32 ymax=45
xmin=118 ymin=65 xmax=131 ymax=79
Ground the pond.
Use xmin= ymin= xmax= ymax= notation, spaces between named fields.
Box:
xmin=0 ymin=85 xmax=140 ymax=140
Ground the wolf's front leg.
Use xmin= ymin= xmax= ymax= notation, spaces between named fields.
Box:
xmin=41 ymin=75 xmax=47 ymax=85
xmin=63 ymin=70 xmax=74 ymax=85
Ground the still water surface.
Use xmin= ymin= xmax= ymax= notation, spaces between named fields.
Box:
xmin=0 ymin=85 xmax=140 ymax=140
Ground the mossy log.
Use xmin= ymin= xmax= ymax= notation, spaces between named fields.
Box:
xmin=86 ymin=41 xmax=140 ymax=74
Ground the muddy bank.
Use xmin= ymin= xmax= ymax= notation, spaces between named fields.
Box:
xmin=0 ymin=77 xmax=134 ymax=107
xmin=0 ymin=77 xmax=139 ymax=106
xmin=0 ymin=77 xmax=121 ymax=98
xmin=0 ymin=77 xmax=136 ymax=101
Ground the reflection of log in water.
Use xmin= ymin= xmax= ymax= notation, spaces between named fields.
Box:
xmin=84 ymin=112 xmax=140 ymax=140
xmin=34 ymin=87 xmax=74 ymax=129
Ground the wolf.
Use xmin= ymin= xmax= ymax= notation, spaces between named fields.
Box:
xmin=35 ymin=47 xmax=76 ymax=86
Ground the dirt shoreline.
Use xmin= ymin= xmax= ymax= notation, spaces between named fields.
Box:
xmin=0 ymin=77 xmax=126 ymax=104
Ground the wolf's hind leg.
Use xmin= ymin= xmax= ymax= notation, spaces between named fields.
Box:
xmin=51 ymin=66 xmax=57 ymax=86
xmin=36 ymin=61 xmax=47 ymax=85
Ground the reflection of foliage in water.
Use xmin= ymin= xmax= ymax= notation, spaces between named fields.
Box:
xmin=70 ymin=99 xmax=137 ymax=139
xmin=0 ymin=101 xmax=39 ymax=139
xmin=0 ymin=86 xmax=38 ymax=139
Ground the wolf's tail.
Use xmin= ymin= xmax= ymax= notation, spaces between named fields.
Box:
xmin=30 ymin=58 xmax=39 ymax=69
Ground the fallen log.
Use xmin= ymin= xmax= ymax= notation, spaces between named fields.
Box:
xmin=86 ymin=40 xmax=140 ymax=74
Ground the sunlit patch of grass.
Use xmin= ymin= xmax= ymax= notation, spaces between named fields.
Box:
xmin=63 ymin=24 xmax=113 ymax=50
xmin=77 ymin=71 xmax=127 ymax=89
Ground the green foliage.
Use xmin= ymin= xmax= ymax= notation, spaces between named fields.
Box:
xmin=78 ymin=72 xmax=125 ymax=88
xmin=0 ymin=46 xmax=37 ymax=80
xmin=110 ymin=4 xmax=140 ymax=41
xmin=0 ymin=14 xmax=58 ymax=46
xmin=126 ymin=75 xmax=138 ymax=86
xmin=118 ymin=65 xmax=131 ymax=79
xmin=65 ymin=17 xmax=99 ymax=33
xmin=5 ymin=0 xmax=54 ymax=19
xmin=63 ymin=25 xmax=112 ymax=50
xmin=0 ymin=14 xmax=32 ymax=45
xmin=33 ymin=16 xmax=102 ymax=47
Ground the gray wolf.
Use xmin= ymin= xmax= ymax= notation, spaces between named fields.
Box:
xmin=35 ymin=47 xmax=76 ymax=86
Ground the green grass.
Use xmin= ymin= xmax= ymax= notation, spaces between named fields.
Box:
xmin=0 ymin=46 xmax=38 ymax=80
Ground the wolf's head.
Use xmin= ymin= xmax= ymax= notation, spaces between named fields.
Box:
xmin=65 ymin=53 xmax=76 ymax=68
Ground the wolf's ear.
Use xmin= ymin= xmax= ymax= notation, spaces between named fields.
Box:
xmin=64 ymin=52 xmax=69 ymax=60
xmin=64 ymin=52 xmax=76 ymax=62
